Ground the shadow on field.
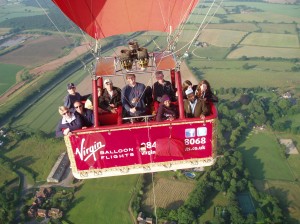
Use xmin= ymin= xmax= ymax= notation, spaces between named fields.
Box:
xmin=238 ymin=146 xmax=265 ymax=180
xmin=166 ymin=200 xmax=185 ymax=210
xmin=268 ymin=186 xmax=299 ymax=224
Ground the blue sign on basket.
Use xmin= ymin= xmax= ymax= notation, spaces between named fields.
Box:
xmin=185 ymin=128 xmax=195 ymax=138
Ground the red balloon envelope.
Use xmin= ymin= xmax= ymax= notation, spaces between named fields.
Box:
xmin=155 ymin=137 xmax=185 ymax=157
xmin=52 ymin=0 xmax=199 ymax=39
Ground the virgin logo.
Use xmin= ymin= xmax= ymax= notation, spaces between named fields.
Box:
xmin=75 ymin=138 xmax=105 ymax=162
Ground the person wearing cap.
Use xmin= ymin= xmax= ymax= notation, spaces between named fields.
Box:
xmin=64 ymin=83 xmax=90 ymax=111
xmin=73 ymin=101 xmax=94 ymax=128
xmin=184 ymin=88 xmax=210 ymax=119
xmin=156 ymin=95 xmax=177 ymax=122
xmin=99 ymin=79 xmax=122 ymax=113
xmin=122 ymin=73 xmax=146 ymax=117
xmin=55 ymin=106 xmax=83 ymax=137
xmin=152 ymin=71 xmax=176 ymax=103
xmin=182 ymin=80 xmax=197 ymax=99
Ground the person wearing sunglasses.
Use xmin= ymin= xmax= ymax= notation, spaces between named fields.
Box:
xmin=73 ymin=101 xmax=94 ymax=128
xmin=55 ymin=106 xmax=83 ymax=137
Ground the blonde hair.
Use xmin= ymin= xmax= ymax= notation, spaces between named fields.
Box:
xmin=58 ymin=106 xmax=69 ymax=114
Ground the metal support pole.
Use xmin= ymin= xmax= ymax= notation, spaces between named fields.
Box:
xmin=92 ymin=76 xmax=100 ymax=128
xmin=175 ymin=70 xmax=185 ymax=119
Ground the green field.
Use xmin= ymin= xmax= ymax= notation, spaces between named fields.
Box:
xmin=0 ymin=63 xmax=23 ymax=95
xmin=0 ymin=163 xmax=18 ymax=186
xmin=258 ymin=23 xmax=298 ymax=34
xmin=228 ymin=46 xmax=300 ymax=59
xmin=205 ymin=23 xmax=259 ymax=32
xmin=187 ymin=59 xmax=300 ymax=88
xmin=4 ymin=136 xmax=65 ymax=182
xmin=0 ymin=3 xmax=45 ymax=23
xmin=238 ymin=130 xmax=294 ymax=181
xmin=242 ymin=33 xmax=299 ymax=48
xmin=66 ymin=175 xmax=139 ymax=224
xmin=11 ymin=68 xmax=90 ymax=133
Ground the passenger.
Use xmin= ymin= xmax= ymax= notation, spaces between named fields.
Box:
xmin=182 ymin=80 xmax=197 ymax=99
xmin=196 ymin=79 xmax=218 ymax=103
xmin=56 ymin=106 xmax=83 ymax=137
xmin=85 ymin=87 xmax=102 ymax=111
xmin=122 ymin=73 xmax=146 ymax=117
xmin=99 ymin=79 xmax=122 ymax=113
xmin=64 ymin=83 xmax=90 ymax=111
xmin=184 ymin=88 xmax=210 ymax=119
xmin=74 ymin=101 xmax=94 ymax=128
xmin=152 ymin=71 xmax=176 ymax=103
xmin=156 ymin=95 xmax=177 ymax=122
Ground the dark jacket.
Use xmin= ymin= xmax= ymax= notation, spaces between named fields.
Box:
xmin=153 ymin=80 xmax=176 ymax=102
xmin=121 ymin=82 xmax=146 ymax=116
xmin=198 ymin=90 xmax=218 ymax=103
xmin=184 ymin=98 xmax=210 ymax=118
xmin=55 ymin=113 xmax=83 ymax=137
xmin=99 ymin=87 xmax=122 ymax=112
xmin=156 ymin=104 xmax=177 ymax=122
xmin=64 ymin=93 xmax=90 ymax=110
xmin=74 ymin=109 xmax=94 ymax=128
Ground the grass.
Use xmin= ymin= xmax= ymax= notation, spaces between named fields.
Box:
xmin=0 ymin=163 xmax=18 ymax=186
xmin=4 ymin=136 xmax=65 ymax=181
xmin=0 ymin=3 xmax=45 ymax=23
xmin=205 ymin=23 xmax=259 ymax=32
xmin=227 ymin=45 xmax=300 ymax=59
xmin=192 ymin=46 xmax=230 ymax=60
xmin=187 ymin=59 xmax=300 ymax=88
xmin=66 ymin=175 xmax=139 ymax=224
xmin=198 ymin=29 xmax=247 ymax=47
xmin=0 ymin=63 xmax=23 ymax=95
xmin=238 ymin=130 xmax=294 ymax=181
xmin=11 ymin=68 xmax=90 ymax=133
xmin=199 ymin=191 xmax=229 ymax=222
xmin=258 ymin=23 xmax=298 ymax=34
xmin=241 ymin=33 xmax=299 ymax=48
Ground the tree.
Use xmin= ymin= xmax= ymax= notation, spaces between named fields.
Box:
xmin=177 ymin=206 xmax=195 ymax=224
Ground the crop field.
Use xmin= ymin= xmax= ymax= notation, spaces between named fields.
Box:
xmin=223 ymin=2 xmax=300 ymax=18
xmin=0 ymin=35 xmax=73 ymax=67
xmin=0 ymin=63 xmax=23 ymax=95
xmin=258 ymin=23 xmax=298 ymax=34
xmin=238 ymin=130 xmax=294 ymax=181
xmin=142 ymin=177 xmax=195 ymax=213
xmin=66 ymin=175 xmax=139 ymax=224
xmin=193 ymin=5 xmax=227 ymax=15
xmin=11 ymin=69 xmax=89 ymax=134
xmin=227 ymin=46 xmax=300 ymax=59
xmin=188 ymin=14 xmax=221 ymax=24
xmin=205 ymin=23 xmax=259 ymax=32
xmin=192 ymin=46 xmax=229 ymax=60
xmin=241 ymin=33 xmax=299 ymax=48
xmin=187 ymin=59 xmax=300 ymax=88
xmin=227 ymin=12 xmax=300 ymax=24
xmin=4 ymin=136 xmax=65 ymax=181
xmin=197 ymin=29 xmax=247 ymax=47
xmin=0 ymin=3 xmax=45 ymax=23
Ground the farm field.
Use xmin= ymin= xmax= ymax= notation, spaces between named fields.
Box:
xmin=0 ymin=3 xmax=45 ymax=23
xmin=11 ymin=68 xmax=90 ymax=133
xmin=0 ymin=163 xmax=18 ymax=185
xmin=227 ymin=46 xmax=300 ymax=59
xmin=142 ymin=176 xmax=196 ymax=213
xmin=66 ymin=175 xmax=139 ymax=224
xmin=0 ymin=63 xmax=23 ymax=95
xmin=241 ymin=33 xmax=299 ymax=48
xmin=187 ymin=59 xmax=300 ymax=89
xmin=258 ymin=23 xmax=298 ymax=34
xmin=4 ymin=136 xmax=65 ymax=182
xmin=205 ymin=23 xmax=258 ymax=32
xmin=238 ymin=130 xmax=294 ymax=181
xmin=197 ymin=29 xmax=247 ymax=47
xmin=0 ymin=35 xmax=74 ymax=67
